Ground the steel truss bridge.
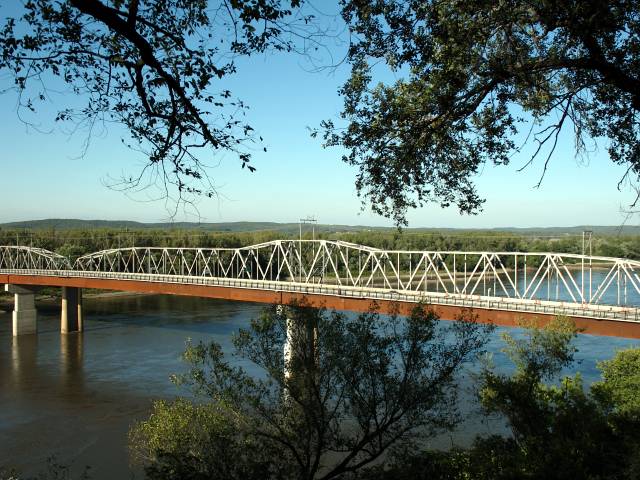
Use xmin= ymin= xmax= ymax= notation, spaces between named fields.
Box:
xmin=2 ymin=240 xmax=640 ymax=337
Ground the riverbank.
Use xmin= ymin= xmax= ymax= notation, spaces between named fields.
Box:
xmin=0 ymin=290 xmax=153 ymax=312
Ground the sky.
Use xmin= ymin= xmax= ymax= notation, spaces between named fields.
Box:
xmin=0 ymin=3 xmax=636 ymax=228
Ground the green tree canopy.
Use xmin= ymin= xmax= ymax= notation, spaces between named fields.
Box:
xmin=322 ymin=0 xmax=640 ymax=225
xmin=471 ymin=318 xmax=640 ymax=479
xmin=129 ymin=398 xmax=280 ymax=479
xmin=131 ymin=301 xmax=490 ymax=480
xmin=592 ymin=347 xmax=640 ymax=421
xmin=365 ymin=319 xmax=640 ymax=480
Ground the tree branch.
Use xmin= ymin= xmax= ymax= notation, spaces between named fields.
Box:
xmin=69 ymin=0 xmax=221 ymax=149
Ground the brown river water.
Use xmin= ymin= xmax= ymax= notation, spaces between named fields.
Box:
xmin=1 ymin=294 xmax=639 ymax=479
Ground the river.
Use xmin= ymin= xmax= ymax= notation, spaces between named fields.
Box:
xmin=1 ymin=294 xmax=639 ymax=479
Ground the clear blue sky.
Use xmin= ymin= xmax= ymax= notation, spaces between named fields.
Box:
xmin=0 ymin=4 xmax=634 ymax=228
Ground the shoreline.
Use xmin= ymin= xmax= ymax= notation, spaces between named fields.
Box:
xmin=0 ymin=290 xmax=153 ymax=312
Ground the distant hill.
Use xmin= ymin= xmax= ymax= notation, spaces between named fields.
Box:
xmin=483 ymin=225 xmax=640 ymax=236
xmin=0 ymin=219 xmax=367 ymax=234
xmin=1 ymin=219 xmax=640 ymax=236
xmin=0 ymin=218 xmax=291 ymax=232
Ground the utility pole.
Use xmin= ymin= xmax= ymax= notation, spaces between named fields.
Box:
xmin=299 ymin=216 xmax=317 ymax=282
xmin=299 ymin=216 xmax=317 ymax=241
xmin=582 ymin=230 xmax=593 ymax=302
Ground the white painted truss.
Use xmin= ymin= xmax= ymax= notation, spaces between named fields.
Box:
xmin=0 ymin=245 xmax=72 ymax=271
xmin=3 ymin=240 xmax=640 ymax=309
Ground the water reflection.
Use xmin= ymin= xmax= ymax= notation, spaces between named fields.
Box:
xmin=3 ymin=332 xmax=86 ymax=405
xmin=9 ymin=335 xmax=38 ymax=389
xmin=60 ymin=333 xmax=84 ymax=394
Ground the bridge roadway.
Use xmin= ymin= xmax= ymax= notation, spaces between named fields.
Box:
xmin=2 ymin=241 xmax=640 ymax=338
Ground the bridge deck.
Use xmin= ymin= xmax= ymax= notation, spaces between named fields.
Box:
xmin=4 ymin=241 xmax=640 ymax=338
xmin=3 ymin=271 xmax=640 ymax=339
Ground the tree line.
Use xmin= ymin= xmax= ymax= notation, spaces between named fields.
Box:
xmin=1 ymin=228 xmax=639 ymax=261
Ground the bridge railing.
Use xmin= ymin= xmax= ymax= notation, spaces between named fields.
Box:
xmin=2 ymin=267 xmax=639 ymax=322
xmin=3 ymin=241 xmax=640 ymax=309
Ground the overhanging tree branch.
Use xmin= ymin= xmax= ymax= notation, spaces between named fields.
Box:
xmin=323 ymin=0 xmax=640 ymax=225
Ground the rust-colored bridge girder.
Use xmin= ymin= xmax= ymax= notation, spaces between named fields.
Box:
xmin=3 ymin=273 xmax=640 ymax=339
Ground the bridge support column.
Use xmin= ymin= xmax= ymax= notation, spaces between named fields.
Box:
xmin=281 ymin=305 xmax=318 ymax=387
xmin=61 ymin=287 xmax=83 ymax=334
xmin=283 ymin=316 xmax=295 ymax=383
xmin=5 ymin=285 xmax=38 ymax=336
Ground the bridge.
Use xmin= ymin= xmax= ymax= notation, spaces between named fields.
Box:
xmin=2 ymin=240 xmax=640 ymax=338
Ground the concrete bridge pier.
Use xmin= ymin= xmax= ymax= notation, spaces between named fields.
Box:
xmin=281 ymin=305 xmax=318 ymax=386
xmin=283 ymin=315 xmax=295 ymax=383
xmin=5 ymin=284 xmax=38 ymax=336
xmin=61 ymin=287 xmax=83 ymax=334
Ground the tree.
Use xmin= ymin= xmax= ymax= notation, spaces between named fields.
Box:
xmin=470 ymin=317 xmax=640 ymax=480
xmin=129 ymin=398 xmax=282 ymax=479
xmin=130 ymin=301 xmax=491 ymax=479
xmin=321 ymin=1 xmax=640 ymax=225
xmin=1 ymin=457 xmax=91 ymax=480
xmin=591 ymin=348 xmax=640 ymax=478
xmin=592 ymin=347 xmax=640 ymax=422
xmin=0 ymin=1 xmax=314 ymax=212
xmin=363 ymin=318 xmax=640 ymax=480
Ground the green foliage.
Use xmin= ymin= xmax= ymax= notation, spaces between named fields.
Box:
xmin=129 ymin=398 xmax=277 ymax=480
xmin=323 ymin=0 xmax=640 ymax=225
xmin=479 ymin=373 xmax=622 ymax=479
xmin=495 ymin=316 xmax=578 ymax=383
xmin=137 ymin=301 xmax=490 ymax=479
xmin=359 ymin=448 xmax=472 ymax=480
xmin=3 ymin=226 xmax=640 ymax=263
xmin=472 ymin=318 xmax=639 ymax=480
xmin=0 ymin=469 xmax=19 ymax=480
xmin=0 ymin=457 xmax=90 ymax=480
xmin=592 ymin=348 xmax=640 ymax=421
xmin=55 ymin=244 xmax=88 ymax=262
xmin=364 ymin=319 xmax=640 ymax=480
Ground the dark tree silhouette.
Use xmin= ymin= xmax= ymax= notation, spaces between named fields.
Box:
xmin=321 ymin=1 xmax=640 ymax=225
xmin=0 ymin=0 xmax=317 ymax=212
xmin=131 ymin=302 xmax=491 ymax=480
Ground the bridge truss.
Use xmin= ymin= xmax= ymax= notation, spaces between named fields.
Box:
xmin=1 ymin=240 xmax=638 ymax=305
xmin=0 ymin=245 xmax=71 ymax=271
xmin=2 ymin=241 xmax=640 ymax=321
